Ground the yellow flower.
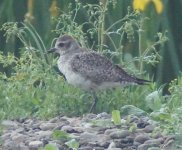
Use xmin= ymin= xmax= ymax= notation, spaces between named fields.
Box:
xmin=133 ymin=0 xmax=163 ymax=14
xmin=49 ymin=0 xmax=59 ymax=17
xmin=24 ymin=0 xmax=34 ymax=22
xmin=152 ymin=0 xmax=163 ymax=14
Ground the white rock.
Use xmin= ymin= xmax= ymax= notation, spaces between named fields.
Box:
xmin=11 ymin=133 xmax=27 ymax=143
xmin=39 ymin=123 xmax=57 ymax=130
xmin=29 ymin=141 xmax=43 ymax=149
xmin=1 ymin=133 xmax=11 ymax=140
xmin=36 ymin=130 xmax=52 ymax=138
xmin=1 ymin=120 xmax=18 ymax=128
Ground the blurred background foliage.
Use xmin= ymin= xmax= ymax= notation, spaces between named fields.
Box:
xmin=0 ymin=0 xmax=181 ymax=87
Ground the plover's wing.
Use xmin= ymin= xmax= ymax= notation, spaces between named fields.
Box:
xmin=71 ymin=52 xmax=149 ymax=85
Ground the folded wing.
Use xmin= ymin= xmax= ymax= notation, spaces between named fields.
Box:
xmin=71 ymin=52 xmax=149 ymax=85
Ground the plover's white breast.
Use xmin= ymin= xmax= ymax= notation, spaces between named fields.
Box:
xmin=57 ymin=56 xmax=95 ymax=90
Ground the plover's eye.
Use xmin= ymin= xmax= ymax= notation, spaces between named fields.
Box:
xmin=58 ymin=42 xmax=65 ymax=47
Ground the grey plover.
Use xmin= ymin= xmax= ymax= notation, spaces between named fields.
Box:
xmin=48 ymin=35 xmax=150 ymax=112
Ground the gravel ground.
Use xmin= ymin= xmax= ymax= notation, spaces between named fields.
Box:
xmin=0 ymin=112 xmax=176 ymax=150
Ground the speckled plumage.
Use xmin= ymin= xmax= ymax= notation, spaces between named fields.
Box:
xmin=49 ymin=35 xmax=149 ymax=91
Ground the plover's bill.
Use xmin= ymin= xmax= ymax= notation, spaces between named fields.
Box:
xmin=48 ymin=35 xmax=150 ymax=112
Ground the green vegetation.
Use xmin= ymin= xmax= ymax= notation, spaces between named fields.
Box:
xmin=0 ymin=0 xmax=182 ymax=138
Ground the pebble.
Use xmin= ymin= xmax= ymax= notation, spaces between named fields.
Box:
xmin=29 ymin=141 xmax=44 ymax=149
xmin=134 ymin=134 xmax=150 ymax=143
xmin=108 ymin=148 xmax=122 ymax=150
xmin=109 ymin=130 xmax=130 ymax=139
xmin=144 ymin=138 xmax=163 ymax=146
xmin=36 ymin=130 xmax=52 ymax=138
xmin=1 ymin=133 xmax=11 ymax=140
xmin=1 ymin=120 xmax=18 ymax=128
xmin=11 ymin=133 xmax=27 ymax=143
xmin=138 ymin=143 xmax=151 ymax=150
xmin=144 ymin=124 xmax=155 ymax=133
xmin=39 ymin=122 xmax=57 ymax=130
xmin=148 ymin=147 xmax=161 ymax=150
xmin=0 ymin=113 xmax=175 ymax=150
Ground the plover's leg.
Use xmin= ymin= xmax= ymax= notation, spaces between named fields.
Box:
xmin=89 ymin=91 xmax=98 ymax=113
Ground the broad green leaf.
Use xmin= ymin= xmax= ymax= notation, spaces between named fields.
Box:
xmin=120 ymin=105 xmax=147 ymax=116
xmin=44 ymin=143 xmax=59 ymax=150
xmin=52 ymin=130 xmax=70 ymax=140
xmin=65 ymin=139 xmax=79 ymax=150
xmin=112 ymin=110 xmax=121 ymax=125
xmin=145 ymin=90 xmax=162 ymax=111
xmin=150 ymin=111 xmax=172 ymax=122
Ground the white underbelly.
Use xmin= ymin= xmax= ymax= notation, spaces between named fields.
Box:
xmin=58 ymin=60 xmax=93 ymax=90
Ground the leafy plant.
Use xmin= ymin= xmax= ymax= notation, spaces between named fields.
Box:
xmin=65 ymin=139 xmax=79 ymax=150
xmin=43 ymin=143 xmax=59 ymax=150
xmin=145 ymin=76 xmax=182 ymax=136
xmin=112 ymin=110 xmax=121 ymax=126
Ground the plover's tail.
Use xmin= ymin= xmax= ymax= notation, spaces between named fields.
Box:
xmin=133 ymin=77 xmax=151 ymax=85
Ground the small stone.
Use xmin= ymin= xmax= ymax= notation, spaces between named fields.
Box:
xmin=83 ymin=114 xmax=97 ymax=121
xmin=137 ymin=121 xmax=149 ymax=128
xmin=16 ymin=118 xmax=26 ymax=123
xmin=134 ymin=134 xmax=150 ymax=143
xmin=144 ymin=139 xmax=161 ymax=146
xmin=108 ymin=141 xmax=116 ymax=148
xmin=114 ymin=137 xmax=133 ymax=148
xmin=107 ymin=148 xmax=122 ymax=150
xmin=40 ymin=123 xmax=57 ymax=130
xmin=93 ymin=147 xmax=105 ymax=150
xmin=32 ymin=123 xmax=41 ymax=130
xmin=1 ymin=120 xmax=18 ymax=128
xmin=79 ymin=132 xmax=97 ymax=144
xmin=105 ymin=128 xmax=120 ymax=135
xmin=54 ymin=121 xmax=70 ymax=130
xmin=147 ymin=147 xmax=160 ymax=150
xmin=97 ymin=140 xmax=110 ymax=148
xmin=144 ymin=125 xmax=155 ymax=133
xmin=36 ymin=130 xmax=52 ymax=138
xmin=1 ymin=133 xmax=11 ymax=141
xmin=49 ymin=117 xmax=59 ymax=123
xmin=63 ymin=126 xmax=83 ymax=133
xmin=110 ymin=130 xmax=130 ymax=139
xmin=126 ymin=136 xmax=134 ymax=144
xmin=138 ymin=144 xmax=150 ymax=150
xmin=78 ymin=147 xmax=93 ymax=150
xmin=29 ymin=141 xmax=43 ymax=149
xmin=151 ymin=132 xmax=162 ymax=139
xmin=96 ymin=112 xmax=110 ymax=119
xmin=24 ymin=119 xmax=34 ymax=125
xmin=15 ymin=127 xmax=24 ymax=133
xmin=79 ymin=132 xmax=110 ymax=147
xmin=18 ymin=142 xmax=29 ymax=150
xmin=3 ymin=140 xmax=14 ymax=148
xmin=11 ymin=133 xmax=27 ymax=143
xmin=133 ymin=141 xmax=141 ymax=147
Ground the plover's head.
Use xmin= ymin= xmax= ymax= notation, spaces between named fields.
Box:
xmin=48 ymin=35 xmax=80 ymax=55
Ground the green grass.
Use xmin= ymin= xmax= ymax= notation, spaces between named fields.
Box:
xmin=0 ymin=50 xmax=155 ymax=120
